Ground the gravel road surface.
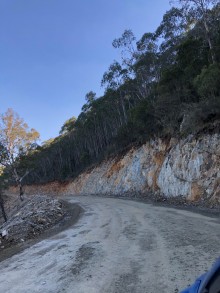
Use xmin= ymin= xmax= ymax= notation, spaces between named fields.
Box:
xmin=0 ymin=195 xmax=219 ymax=293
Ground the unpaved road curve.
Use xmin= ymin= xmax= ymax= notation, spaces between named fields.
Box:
xmin=0 ymin=196 xmax=220 ymax=293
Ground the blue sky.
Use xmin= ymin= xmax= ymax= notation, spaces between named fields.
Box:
xmin=0 ymin=0 xmax=170 ymax=142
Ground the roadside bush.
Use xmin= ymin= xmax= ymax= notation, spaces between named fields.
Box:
xmin=193 ymin=64 xmax=220 ymax=99
xmin=180 ymin=97 xmax=220 ymax=135
xmin=155 ymin=94 xmax=183 ymax=137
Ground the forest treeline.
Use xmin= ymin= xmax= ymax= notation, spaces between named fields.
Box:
xmin=22 ymin=1 xmax=220 ymax=184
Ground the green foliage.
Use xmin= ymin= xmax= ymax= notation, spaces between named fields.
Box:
xmin=59 ymin=116 xmax=76 ymax=135
xmin=155 ymin=94 xmax=183 ymax=136
xmin=174 ymin=0 xmax=219 ymax=63
xmin=176 ymin=37 xmax=209 ymax=77
xmin=130 ymin=100 xmax=161 ymax=139
xmin=193 ymin=64 xmax=220 ymax=99
xmin=114 ymin=122 xmax=135 ymax=148
xmin=0 ymin=108 xmax=40 ymax=166
xmin=180 ymin=97 xmax=220 ymax=134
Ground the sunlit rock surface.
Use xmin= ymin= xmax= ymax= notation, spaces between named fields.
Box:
xmin=9 ymin=134 xmax=220 ymax=203
xmin=66 ymin=134 xmax=219 ymax=202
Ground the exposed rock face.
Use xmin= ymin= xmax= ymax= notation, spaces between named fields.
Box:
xmin=157 ymin=134 xmax=220 ymax=201
xmin=66 ymin=138 xmax=171 ymax=196
xmin=8 ymin=134 xmax=220 ymax=203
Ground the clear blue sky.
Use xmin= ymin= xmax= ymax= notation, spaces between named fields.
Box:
xmin=0 ymin=0 xmax=171 ymax=142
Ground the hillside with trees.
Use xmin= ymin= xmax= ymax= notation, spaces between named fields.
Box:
xmin=2 ymin=0 xmax=220 ymax=186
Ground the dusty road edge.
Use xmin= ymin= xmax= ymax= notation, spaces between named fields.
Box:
xmin=1 ymin=194 xmax=219 ymax=263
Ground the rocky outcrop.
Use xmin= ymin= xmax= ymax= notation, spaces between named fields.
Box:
xmin=8 ymin=134 xmax=220 ymax=203
xmin=157 ymin=134 xmax=220 ymax=202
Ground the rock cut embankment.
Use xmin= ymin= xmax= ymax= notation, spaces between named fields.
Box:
xmin=8 ymin=134 xmax=220 ymax=205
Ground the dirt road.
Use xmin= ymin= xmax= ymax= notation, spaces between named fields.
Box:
xmin=0 ymin=196 xmax=219 ymax=293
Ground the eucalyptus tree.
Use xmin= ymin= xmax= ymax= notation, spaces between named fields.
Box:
xmin=102 ymin=61 xmax=129 ymax=90
xmin=81 ymin=91 xmax=96 ymax=113
xmin=172 ymin=0 xmax=219 ymax=63
xmin=102 ymin=62 xmax=130 ymax=123
xmin=0 ymin=108 xmax=40 ymax=200
xmin=135 ymin=32 xmax=159 ymax=98
xmin=112 ymin=29 xmax=137 ymax=73
xmin=155 ymin=7 xmax=187 ymax=68
xmin=111 ymin=30 xmax=144 ymax=109
xmin=59 ymin=116 xmax=76 ymax=135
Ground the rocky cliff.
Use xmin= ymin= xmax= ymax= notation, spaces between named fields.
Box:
xmin=9 ymin=133 xmax=220 ymax=204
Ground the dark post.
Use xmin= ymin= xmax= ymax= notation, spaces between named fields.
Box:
xmin=0 ymin=194 xmax=7 ymax=222
xmin=19 ymin=184 xmax=24 ymax=201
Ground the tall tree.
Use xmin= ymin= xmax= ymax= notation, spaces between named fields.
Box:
xmin=173 ymin=0 xmax=218 ymax=63
xmin=112 ymin=29 xmax=136 ymax=71
xmin=135 ymin=33 xmax=159 ymax=98
xmin=155 ymin=7 xmax=187 ymax=67
xmin=59 ymin=116 xmax=77 ymax=135
xmin=102 ymin=62 xmax=129 ymax=123
xmin=0 ymin=108 xmax=40 ymax=200
xmin=81 ymin=91 xmax=96 ymax=113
